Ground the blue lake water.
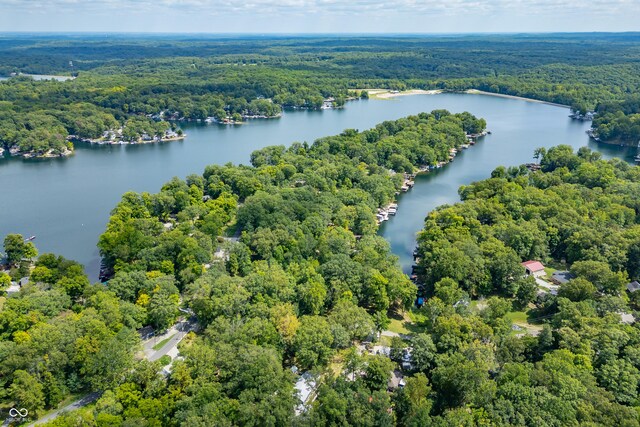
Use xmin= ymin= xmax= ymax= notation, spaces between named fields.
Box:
xmin=1 ymin=93 xmax=635 ymax=279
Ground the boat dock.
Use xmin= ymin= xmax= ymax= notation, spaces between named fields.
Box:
xmin=377 ymin=130 xmax=490 ymax=226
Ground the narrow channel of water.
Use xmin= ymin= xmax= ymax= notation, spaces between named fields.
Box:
xmin=1 ymin=93 xmax=635 ymax=279
xmin=378 ymin=97 xmax=637 ymax=274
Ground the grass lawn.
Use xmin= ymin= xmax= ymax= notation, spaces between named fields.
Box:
xmin=388 ymin=309 xmax=424 ymax=335
xmin=506 ymin=310 xmax=544 ymax=336
xmin=387 ymin=317 xmax=411 ymax=335
xmin=469 ymin=299 xmax=488 ymax=314
xmin=153 ymin=334 xmax=175 ymax=351
xmin=505 ymin=311 xmax=528 ymax=324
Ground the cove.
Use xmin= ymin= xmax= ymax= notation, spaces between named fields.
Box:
xmin=1 ymin=93 xmax=636 ymax=279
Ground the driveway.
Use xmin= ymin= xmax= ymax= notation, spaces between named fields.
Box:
xmin=143 ymin=319 xmax=196 ymax=362
xmin=28 ymin=392 xmax=101 ymax=426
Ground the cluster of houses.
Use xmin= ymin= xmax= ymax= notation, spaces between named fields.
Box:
xmin=522 ymin=259 xmax=638 ymax=324
xmin=70 ymin=128 xmax=183 ymax=145
xmin=377 ymin=133 xmax=490 ymax=227
xmin=569 ymin=111 xmax=596 ymax=121
xmin=292 ymin=338 xmax=416 ymax=415
xmin=377 ymin=203 xmax=398 ymax=224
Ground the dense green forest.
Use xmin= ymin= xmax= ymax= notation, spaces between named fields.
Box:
xmin=3 ymin=112 xmax=640 ymax=425
xmin=0 ymin=112 xmax=483 ymax=424
xmin=2 ymin=33 xmax=640 ymax=157
xmin=592 ymin=95 xmax=640 ymax=144
xmin=411 ymin=145 xmax=640 ymax=425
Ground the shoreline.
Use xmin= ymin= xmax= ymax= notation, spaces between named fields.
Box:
xmin=8 ymin=148 xmax=74 ymax=159
xmin=367 ymin=89 xmax=442 ymax=99
xmin=464 ymin=89 xmax=570 ymax=109
xmin=76 ymin=135 xmax=186 ymax=145
xmin=366 ymin=88 xmax=570 ymax=109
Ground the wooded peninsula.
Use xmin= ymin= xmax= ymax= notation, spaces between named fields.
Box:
xmin=1 ymin=34 xmax=640 ymax=158
xmin=1 ymin=33 xmax=640 ymax=427
xmin=2 ymin=110 xmax=640 ymax=425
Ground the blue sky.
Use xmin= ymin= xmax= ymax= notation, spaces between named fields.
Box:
xmin=0 ymin=0 xmax=638 ymax=33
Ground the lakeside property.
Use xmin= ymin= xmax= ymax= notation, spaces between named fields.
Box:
xmin=0 ymin=92 xmax=628 ymax=281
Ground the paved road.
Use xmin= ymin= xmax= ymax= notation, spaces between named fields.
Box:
xmin=143 ymin=320 xmax=193 ymax=362
xmin=28 ymin=392 xmax=101 ymax=426
xmin=27 ymin=318 xmax=197 ymax=425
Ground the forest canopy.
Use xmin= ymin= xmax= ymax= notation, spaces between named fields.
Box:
xmin=2 ymin=33 xmax=640 ymax=157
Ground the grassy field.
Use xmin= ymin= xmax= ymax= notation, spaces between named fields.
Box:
xmin=387 ymin=317 xmax=411 ymax=335
xmin=152 ymin=334 xmax=175 ymax=351
xmin=506 ymin=310 xmax=544 ymax=336
xmin=388 ymin=310 xmax=424 ymax=336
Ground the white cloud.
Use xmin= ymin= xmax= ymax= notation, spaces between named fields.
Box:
xmin=3 ymin=0 xmax=639 ymax=15
xmin=0 ymin=0 xmax=638 ymax=32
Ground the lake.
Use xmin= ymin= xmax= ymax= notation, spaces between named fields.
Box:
xmin=1 ymin=93 xmax=636 ymax=279
xmin=0 ymin=74 xmax=74 ymax=81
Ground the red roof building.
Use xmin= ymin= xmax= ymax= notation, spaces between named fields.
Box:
xmin=522 ymin=260 xmax=545 ymax=277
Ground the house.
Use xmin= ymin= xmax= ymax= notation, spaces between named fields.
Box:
xmin=6 ymin=282 xmax=21 ymax=295
xmin=294 ymin=372 xmax=316 ymax=415
xmin=522 ymin=260 xmax=545 ymax=278
xmin=551 ymin=271 xmax=575 ymax=285
xmin=388 ymin=370 xmax=406 ymax=390
xmin=627 ymin=281 xmax=640 ymax=293
xmin=619 ymin=312 xmax=635 ymax=324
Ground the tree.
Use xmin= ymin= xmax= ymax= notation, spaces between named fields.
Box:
xmin=557 ymin=277 xmax=596 ymax=301
xmin=570 ymin=260 xmax=627 ymax=295
xmin=434 ymin=277 xmax=465 ymax=306
xmin=597 ymin=359 xmax=640 ymax=404
xmin=431 ymin=352 xmax=493 ymax=408
xmin=85 ymin=328 xmax=139 ymax=391
xmin=9 ymin=370 xmax=45 ymax=418
xmin=310 ymin=385 xmax=348 ymax=425
xmin=394 ymin=373 xmax=433 ymax=425
xmin=147 ymin=289 xmax=180 ymax=331
xmin=328 ymin=300 xmax=375 ymax=342
xmin=270 ymin=303 xmax=299 ymax=345
xmin=514 ymin=275 xmax=537 ymax=307
xmin=411 ymin=333 xmax=437 ymax=373
xmin=4 ymin=234 xmax=37 ymax=265
xmin=533 ymin=147 xmax=546 ymax=163
xmin=363 ymin=355 xmax=394 ymax=391
xmin=0 ymin=272 xmax=11 ymax=291
xmin=293 ymin=316 xmax=334 ymax=369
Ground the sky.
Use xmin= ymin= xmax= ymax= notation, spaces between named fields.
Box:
xmin=0 ymin=0 xmax=638 ymax=33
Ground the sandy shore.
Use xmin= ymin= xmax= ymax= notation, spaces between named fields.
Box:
xmin=366 ymin=88 xmax=570 ymax=109
xmin=367 ymin=89 xmax=442 ymax=99
xmin=465 ymin=89 xmax=570 ymax=108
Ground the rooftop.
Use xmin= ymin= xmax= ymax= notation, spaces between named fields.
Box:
xmin=522 ymin=260 xmax=545 ymax=272
xmin=552 ymin=271 xmax=575 ymax=284
xmin=627 ymin=281 xmax=640 ymax=293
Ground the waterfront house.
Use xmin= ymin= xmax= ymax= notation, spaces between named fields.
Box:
xmin=522 ymin=260 xmax=545 ymax=278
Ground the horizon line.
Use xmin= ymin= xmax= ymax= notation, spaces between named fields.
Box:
xmin=1 ymin=31 xmax=640 ymax=36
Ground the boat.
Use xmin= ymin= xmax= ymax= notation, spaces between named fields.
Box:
xmin=25 ymin=235 xmax=35 ymax=242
